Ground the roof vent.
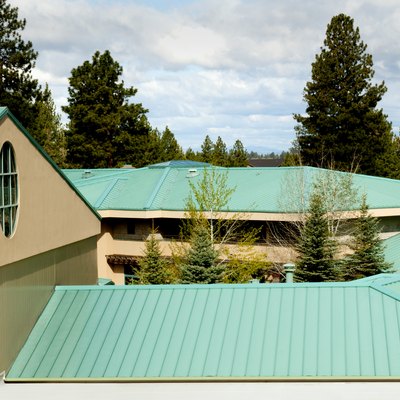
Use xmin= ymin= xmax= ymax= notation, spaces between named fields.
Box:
xmin=283 ymin=263 xmax=295 ymax=283
xmin=82 ymin=170 xmax=92 ymax=178
xmin=186 ymin=168 xmax=199 ymax=178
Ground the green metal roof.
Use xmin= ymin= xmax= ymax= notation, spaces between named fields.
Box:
xmin=97 ymin=278 xmax=115 ymax=286
xmin=63 ymin=165 xmax=400 ymax=214
xmin=149 ymin=160 xmax=210 ymax=168
xmin=383 ymin=234 xmax=400 ymax=272
xmin=7 ymin=275 xmax=400 ymax=382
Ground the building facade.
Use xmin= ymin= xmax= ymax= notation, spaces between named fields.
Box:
xmin=0 ymin=108 xmax=101 ymax=373
xmin=64 ymin=163 xmax=400 ymax=285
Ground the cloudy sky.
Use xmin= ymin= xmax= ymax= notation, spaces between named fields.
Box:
xmin=11 ymin=0 xmax=400 ymax=153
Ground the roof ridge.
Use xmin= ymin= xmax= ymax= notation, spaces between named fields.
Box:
xmin=151 ymin=167 xmax=180 ymax=210
xmin=54 ymin=279 xmax=387 ymax=291
xmin=67 ymin=169 xmax=133 ymax=187
xmin=144 ymin=167 xmax=172 ymax=210
xmin=369 ymin=281 xmax=400 ymax=302
xmin=94 ymin=178 xmax=125 ymax=208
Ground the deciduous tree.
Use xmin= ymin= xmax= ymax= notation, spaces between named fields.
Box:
xmin=222 ymin=230 xmax=270 ymax=283
xmin=178 ymin=167 xmax=266 ymax=283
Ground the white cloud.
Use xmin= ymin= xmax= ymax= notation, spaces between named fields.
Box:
xmin=156 ymin=25 xmax=228 ymax=67
xmin=10 ymin=0 xmax=400 ymax=152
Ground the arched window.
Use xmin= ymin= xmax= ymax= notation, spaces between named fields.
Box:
xmin=0 ymin=142 xmax=18 ymax=237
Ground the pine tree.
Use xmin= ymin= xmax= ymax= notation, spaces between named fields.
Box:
xmin=138 ymin=232 xmax=170 ymax=284
xmin=341 ymin=195 xmax=392 ymax=279
xmin=159 ymin=126 xmax=184 ymax=161
xmin=181 ymin=224 xmax=222 ymax=284
xmin=212 ymin=136 xmax=229 ymax=166
xmin=229 ymin=139 xmax=248 ymax=167
xmin=295 ymin=193 xmax=338 ymax=282
xmin=62 ymin=50 xmax=150 ymax=168
xmin=29 ymin=85 xmax=66 ymax=166
xmin=138 ymin=128 xmax=162 ymax=167
xmin=200 ymin=135 xmax=214 ymax=163
xmin=294 ymin=14 xmax=397 ymax=177
xmin=185 ymin=147 xmax=198 ymax=161
xmin=0 ymin=0 xmax=45 ymax=135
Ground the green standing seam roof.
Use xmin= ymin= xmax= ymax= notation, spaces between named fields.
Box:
xmin=63 ymin=165 xmax=400 ymax=214
xmin=383 ymin=233 xmax=400 ymax=273
xmin=6 ymin=275 xmax=400 ymax=382
xmin=149 ymin=160 xmax=210 ymax=168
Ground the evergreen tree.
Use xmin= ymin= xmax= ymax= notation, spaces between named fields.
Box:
xmin=200 ymin=135 xmax=214 ymax=163
xmin=181 ymin=224 xmax=222 ymax=284
xmin=138 ymin=231 xmax=170 ymax=284
xmin=341 ymin=195 xmax=392 ymax=279
xmin=62 ymin=50 xmax=150 ymax=168
xmin=294 ymin=14 xmax=397 ymax=177
xmin=212 ymin=136 xmax=229 ymax=166
xmin=0 ymin=0 xmax=45 ymax=135
xmin=139 ymin=128 xmax=162 ymax=167
xmin=185 ymin=147 xmax=198 ymax=161
xmin=159 ymin=126 xmax=184 ymax=161
xmin=295 ymin=192 xmax=338 ymax=282
xmin=373 ymin=137 xmax=400 ymax=179
xmin=30 ymin=84 xmax=66 ymax=166
xmin=229 ymin=139 xmax=248 ymax=167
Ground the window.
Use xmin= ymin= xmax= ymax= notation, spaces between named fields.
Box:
xmin=127 ymin=220 xmax=135 ymax=235
xmin=0 ymin=142 xmax=18 ymax=237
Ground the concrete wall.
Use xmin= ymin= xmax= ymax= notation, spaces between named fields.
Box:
xmin=0 ymin=236 xmax=98 ymax=374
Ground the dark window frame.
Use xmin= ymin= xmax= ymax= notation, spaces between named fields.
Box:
xmin=0 ymin=142 xmax=18 ymax=237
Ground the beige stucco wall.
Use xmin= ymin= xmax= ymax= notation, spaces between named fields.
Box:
xmin=0 ymin=236 xmax=98 ymax=374
xmin=97 ymin=219 xmax=298 ymax=285
xmin=0 ymin=114 xmax=102 ymax=373
xmin=97 ymin=222 xmax=149 ymax=285
xmin=0 ymin=116 xmax=100 ymax=267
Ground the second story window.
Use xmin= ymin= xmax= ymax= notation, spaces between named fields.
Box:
xmin=0 ymin=142 xmax=18 ymax=237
